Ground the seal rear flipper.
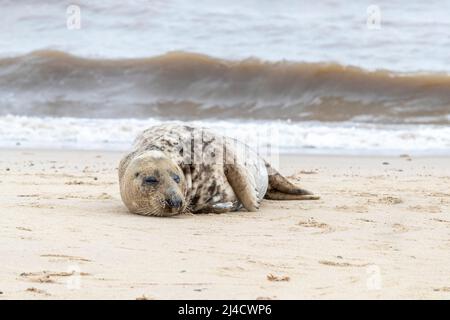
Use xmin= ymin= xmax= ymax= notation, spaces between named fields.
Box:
xmin=265 ymin=161 xmax=318 ymax=197
xmin=265 ymin=191 xmax=320 ymax=200
xmin=224 ymin=163 xmax=260 ymax=212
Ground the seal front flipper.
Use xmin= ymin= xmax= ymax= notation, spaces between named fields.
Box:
xmin=224 ymin=163 xmax=260 ymax=212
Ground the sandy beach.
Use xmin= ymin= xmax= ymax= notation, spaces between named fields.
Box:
xmin=0 ymin=149 xmax=449 ymax=299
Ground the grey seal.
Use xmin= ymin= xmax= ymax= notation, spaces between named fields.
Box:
xmin=119 ymin=124 xmax=319 ymax=216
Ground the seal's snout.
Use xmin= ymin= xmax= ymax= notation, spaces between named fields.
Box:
xmin=165 ymin=197 xmax=183 ymax=209
xmin=164 ymin=186 xmax=184 ymax=210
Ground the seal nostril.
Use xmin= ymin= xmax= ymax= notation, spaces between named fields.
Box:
xmin=165 ymin=198 xmax=182 ymax=208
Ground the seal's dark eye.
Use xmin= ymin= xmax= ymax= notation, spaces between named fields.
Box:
xmin=172 ymin=174 xmax=180 ymax=184
xmin=143 ymin=176 xmax=159 ymax=185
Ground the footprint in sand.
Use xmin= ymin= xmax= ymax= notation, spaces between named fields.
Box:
xmin=17 ymin=202 xmax=55 ymax=210
xmin=427 ymin=192 xmax=450 ymax=197
xmin=357 ymin=218 xmax=375 ymax=223
xmin=26 ymin=287 xmax=50 ymax=296
xmin=40 ymin=254 xmax=91 ymax=262
xmin=392 ymin=223 xmax=409 ymax=233
xmin=20 ymin=270 xmax=90 ymax=283
xmin=58 ymin=193 xmax=112 ymax=200
xmin=335 ymin=205 xmax=368 ymax=213
xmin=365 ymin=195 xmax=403 ymax=205
xmin=65 ymin=180 xmax=97 ymax=186
xmin=297 ymin=218 xmax=334 ymax=234
xmin=431 ymin=218 xmax=450 ymax=224
xmin=408 ymin=205 xmax=442 ymax=213
xmin=378 ymin=196 xmax=403 ymax=205
xmin=267 ymin=273 xmax=290 ymax=282
xmin=356 ymin=192 xmax=378 ymax=197
xmin=16 ymin=226 xmax=33 ymax=232
xmin=97 ymin=193 xmax=113 ymax=200
xmin=319 ymin=260 xmax=369 ymax=268
xmin=298 ymin=170 xmax=318 ymax=175
xmin=217 ymin=266 xmax=246 ymax=277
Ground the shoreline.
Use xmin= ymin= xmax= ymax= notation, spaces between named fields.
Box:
xmin=2 ymin=115 xmax=450 ymax=155
xmin=1 ymin=149 xmax=449 ymax=299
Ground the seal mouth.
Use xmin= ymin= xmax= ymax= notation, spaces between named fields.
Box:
xmin=163 ymin=201 xmax=190 ymax=217
xmin=153 ymin=208 xmax=182 ymax=217
xmin=132 ymin=199 xmax=186 ymax=217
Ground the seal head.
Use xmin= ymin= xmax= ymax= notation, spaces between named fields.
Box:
xmin=119 ymin=150 xmax=187 ymax=217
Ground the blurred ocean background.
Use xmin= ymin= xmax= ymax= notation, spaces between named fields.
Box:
xmin=1 ymin=0 xmax=449 ymax=154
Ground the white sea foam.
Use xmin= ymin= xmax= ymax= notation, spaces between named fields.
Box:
xmin=1 ymin=115 xmax=449 ymax=155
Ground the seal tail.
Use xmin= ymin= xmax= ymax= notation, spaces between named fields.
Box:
xmin=264 ymin=162 xmax=320 ymax=200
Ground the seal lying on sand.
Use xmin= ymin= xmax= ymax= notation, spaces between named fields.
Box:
xmin=119 ymin=124 xmax=319 ymax=216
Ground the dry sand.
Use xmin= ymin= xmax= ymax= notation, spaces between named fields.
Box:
xmin=0 ymin=149 xmax=449 ymax=299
